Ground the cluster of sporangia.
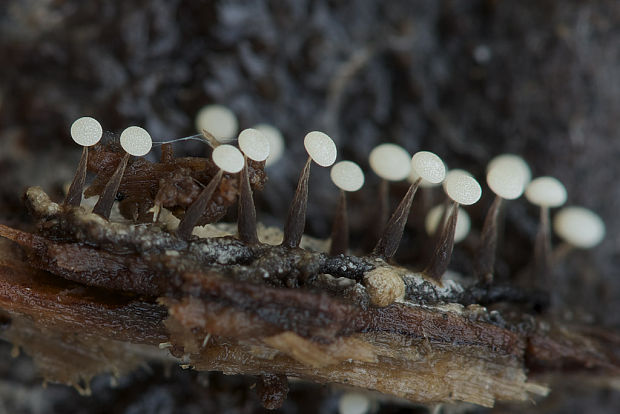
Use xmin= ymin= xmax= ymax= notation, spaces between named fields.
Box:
xmin=66 ymin=105 xmax=605 ymax=286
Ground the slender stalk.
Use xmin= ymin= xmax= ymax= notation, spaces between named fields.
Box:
xmin=238 ymin=158 xmax=259 ymax=244
xmin=282 ymin=157 xmax=312 ymax=248
xmin=92 ymin=153 xmax=130 ymax=219
xmin=329 ymin=190 xmax=348 ymax=256
xmin=64 ymin=147 xmax=89 ymax=207
xmin=177 ymin=170 xmax=224 ymax=240
xmin=373 ymin=178 xmax=421 ymax=260
xmin=475 ymin=195 xmax=503 ymax=284
xmin=424 ymin=201 xmax=458 ymax=281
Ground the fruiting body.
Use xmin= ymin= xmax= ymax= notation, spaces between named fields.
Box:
xmin=425 ymin=204 xmax=471 ymax=243
xmin=120 ymin=126 xmax=152 ymax=157
xmin=486 ymin=155 xmax=528 ymax=200
xmin=444 ymin=171 xmax=482 ymax=205
xmin=338 ymin=392 xmax=371 ymax=414
xmin=304 ymin=131 xmax=337 ymax=167
xmin=411 ymin=151 xmax=446 ymax=184
xmin=525 ymin=177 xmax=567 ymax=208
xmin=368 ymin=143 xmax=411 ymax=181
xmin=238 ymin=128 xmax=270 ymax=162
xmin=330 ymin=161 xmax=365 ymax=192
xmin=70 ymin=117 xmax=103 ymax=147
xmin=487 ymin=154 xmax=531 ymax=188
xmin=195 ymin=104 xmax=238 ymax=143
xmin=254 ymin=124 xmax=284 ymax=167
xmin=212 ymin=144 xmax=245 ymax=173
xmin=554 ymin=207 xmax=605 ymax=248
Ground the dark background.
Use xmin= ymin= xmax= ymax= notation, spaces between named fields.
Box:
xmin=1 ymin=1 xmax=619 ymax=412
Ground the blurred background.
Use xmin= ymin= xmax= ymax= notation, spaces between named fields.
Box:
xmin=1 ymin=0 xmax=619 ymax=412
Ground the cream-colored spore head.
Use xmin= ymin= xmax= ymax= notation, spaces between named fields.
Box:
xmin=254 ymin=124 xmax=284 ymax=167
xmin=120 ymin=126 xmax=152 ymax=156
xmin=411 ymin=151 xmax=446 ymax=184
xmin=442 ymin=169 xmax=472 ymax=191
xmin=304 ymin=131 xmax=337 ymax=167
xmin=212 ymin=144 xmax=244 ymax=173
xmin=195 ymin=104 xmax=238 ymax=143
xmin=525 ymin=176 xmax=567 ymax=207
xmin=553 ymin=207 xmax=605 ymax=248
xmin=368 ymin=143 xmax=411 ymax=181
xmin=71 ymin=117 xmax=102 ymax=147
xmin=330 ymin=161 xmax=365 ymax=192
xmin=487 ymin=154 xmax=531 ymax=185
xmin=425 ymin=204 xmax=471 ymax=243
xmin=486 ymin=156 xmax=528 ymax=200
xmin=338 ymin=392 xmax=370 ymax=414
xmin=238 ymin=128 xmax=270 ymax=162
xmin=408 ymin=169 xmax=440 ymax=188
xmin=444 ymin=171 xmax=482 ymax=205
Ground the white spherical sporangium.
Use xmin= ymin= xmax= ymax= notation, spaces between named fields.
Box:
xmin=444 ymin=171 xmax=482 ymax=205
xmin=368 ymin=143 xmax=411 ymax=181
xmin=304 ymin=131 xmax=337 ymax=167
xmin=553 ymin=206 xmax=605 ymax=248
xmin=330 ymin=161 xmax=365 ymax=192
xmin=253 ymin=124 xmax=284 ymax=167
xmin=525 ymin=176 xmax=567 ymax=208
xmin=71 ymin=117 xmax=103 ymax=147
xmin=195 ymin=104 xmax=238 ymax=143
xmin=238 ymin=128 xmax=270 ymax=162
xmin=425 ymin=204 xmax=471 ymax=243
xmin=120 ymin=126 xmax=152 ymax=157
xmin=212 ymin=144 xmax=245 ymax=173
xmin=487 ymin=154 xmax=531 ymax=186
xmin=411 ymin=151 xmax=446 ymax=184
xmin=486 ymin=157 xmax=528 ymax=200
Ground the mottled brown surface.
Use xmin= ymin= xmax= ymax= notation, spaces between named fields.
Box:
xmin=2 ymin=0 xmax=620 ymax=413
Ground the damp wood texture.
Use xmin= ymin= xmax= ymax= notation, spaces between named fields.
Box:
xmin=0 ymin=142 xmax=618 ymax=410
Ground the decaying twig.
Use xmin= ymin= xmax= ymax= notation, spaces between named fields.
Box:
xmin=0 ymin=144 xmax=618 ymax=410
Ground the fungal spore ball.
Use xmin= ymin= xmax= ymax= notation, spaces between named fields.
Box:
xmin=338 ymin=392 xmax=371 ymax=414
xmin=553 ymin=206 xmax=605 ymax=248
xmin=425 ymin=204 xmax=471 ymax=243
xmin=71 ymin=117 xmax=103 ymax=147
xmin=304 ymin=131 xmax=337 ymax=167
xmin=120 ymin=126 xmax=152 ymax=157
xmin=253 ymin=124 xmax=284 ymax=167
xmin=487 ymin=154 xmax=531 ymax=186
xmin=238 ymin=128 xmax=270 ymax=162
xmin=411 ymin=151 xmax=446 ymax=184
xmin=212 ymin=144 xmax=245 ymax=174
xmin=330 ymin=161 xmax=365 ymax=192
xmin=525 ymin=177 xmax=567 ymax=208
xmin=195 ymin=104 xmax=238 ymax=143
xmin=444 ymin=171 xmax=482 ymax=205
xmin=368 ymin=143 xmax=411 ymax=181
xmin=486 ymin=156 xmax=528 ymax=200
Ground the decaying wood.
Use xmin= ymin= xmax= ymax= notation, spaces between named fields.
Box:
xmin=0 ymin=156 xmax=619 ymax=409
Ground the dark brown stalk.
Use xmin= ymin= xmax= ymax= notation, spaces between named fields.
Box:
xmin=329 ymin=190 xmax=348 ymax=256
xmin=424 ymin=201 xmax=458 ymax=281
xmin=372 ymin=178 xmax=421 ymax=259
xmin=282 ymin=157 xmax=312 ymax=248
xmin=377 ymin=179 xmax=389 ymax=234
xmin=92 ymin=153 xmax=130 ymax=219
xmin=177 ymin=169 xmax=224 ymax=240
xmin=238 ymin=158 xmax=259 ymax=244
xmin=64 ymin=146 xmax=89 ymax=207
xmin=475 ymin=195 xmax=503 ymax=284
xmin=533 ymin=206 xmax=551 ymax=288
